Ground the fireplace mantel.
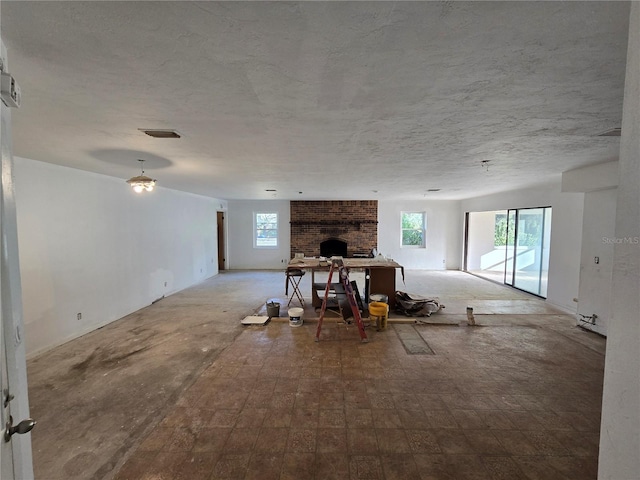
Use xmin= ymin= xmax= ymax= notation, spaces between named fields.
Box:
xmin=290 ymin=220 xmax=377 ymax=226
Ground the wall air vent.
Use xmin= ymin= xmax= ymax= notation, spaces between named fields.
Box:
xmin=597 ymin=127 xmax=621 ymax=137
xmin=139 ymin=129 xmax=181 ymax=138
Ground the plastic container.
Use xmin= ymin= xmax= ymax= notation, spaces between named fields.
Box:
xmin=266 ymin=301 xmax=280 ymax=318
xmin=288 ymin=307 xmax=304 ymax=327
xmin=368 ymin=301 xmax=389 ymax=331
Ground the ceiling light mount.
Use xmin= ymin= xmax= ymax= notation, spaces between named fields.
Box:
xmin=481 ymin=160 xmax=491 ymax=172
xmin=126 ymin=159 xmax=157 ymax=193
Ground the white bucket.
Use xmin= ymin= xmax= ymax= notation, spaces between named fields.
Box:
xmin=288 ymin=307 xmax=304 ymax=327
xmin=370 ymin=293 xmax=389 ymax=304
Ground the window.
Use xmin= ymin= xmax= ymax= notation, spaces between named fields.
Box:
xmin=255 ymin=212 xmax=278 ymax=247
xmin=401 ymin=212 xmax=426 ymax=247
xmin=494 ymin=212 xmax=512 ymax=247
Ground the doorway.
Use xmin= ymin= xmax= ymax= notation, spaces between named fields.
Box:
xmin=217 ymin=211 xmax=225 ymax=270
xmin=465 ymin=207 xmax=552 ymax=297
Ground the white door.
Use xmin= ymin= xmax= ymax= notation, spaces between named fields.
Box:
xmin=1 ymin=323 xmax=15 ymax=480
xmin=0 ymin=38 xmax=35 ymax=480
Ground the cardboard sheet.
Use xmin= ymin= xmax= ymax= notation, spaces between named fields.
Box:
xmin=241 ymin=315 xmax=270 ymax=325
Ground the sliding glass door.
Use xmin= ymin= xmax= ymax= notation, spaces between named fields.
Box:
xmin=505 ymin=207 xmax=551 ymax=297
xmin=465 ymin=206 xmax=551 ymax=298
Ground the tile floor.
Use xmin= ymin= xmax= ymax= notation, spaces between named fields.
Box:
xmin=27 ymin=270 xmax=605 ymax=480
xmin=114 ymin=302 xmax=604 ymax=479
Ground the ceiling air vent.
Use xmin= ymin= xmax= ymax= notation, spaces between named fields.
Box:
xmin=139 ymin=129 xmax=181 ymax=138
xmin=597 ymin=127 xmax=621 ymax=137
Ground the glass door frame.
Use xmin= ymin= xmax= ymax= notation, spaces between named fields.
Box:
xmin=504 ymin=206 xmax=551 ymax=298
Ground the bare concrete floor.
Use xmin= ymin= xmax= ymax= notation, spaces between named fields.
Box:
xmin=26 ymin=270 xmax=605 ymax=480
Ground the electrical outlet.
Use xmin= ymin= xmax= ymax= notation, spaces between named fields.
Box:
xmin=594 ymin=256 xmax=600 ymax=264
xmin=77 ymin=313 xmax=82 ymax=321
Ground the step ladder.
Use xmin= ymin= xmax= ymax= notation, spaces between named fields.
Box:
xmin=315 ymin=258 xmax=368 ymax=343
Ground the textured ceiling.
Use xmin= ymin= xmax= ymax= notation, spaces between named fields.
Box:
xmin=0 ymin=1 xmax=630 ymax=200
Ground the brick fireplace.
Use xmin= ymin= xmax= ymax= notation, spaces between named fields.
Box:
xmin=290 ymin=200 xmax=378 ymax=258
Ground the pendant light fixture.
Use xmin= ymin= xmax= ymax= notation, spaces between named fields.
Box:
xmin=126 ymin=159 xmax=156 ymax=193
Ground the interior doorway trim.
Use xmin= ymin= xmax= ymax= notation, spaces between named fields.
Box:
xmin=217 ymin=211 xmax=226 ymax=271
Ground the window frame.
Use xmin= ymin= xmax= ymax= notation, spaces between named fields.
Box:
xmin=401 ymin=211 xmax=426 ymax=248
xmin=254 ymin=212 xmax=279 ymax=248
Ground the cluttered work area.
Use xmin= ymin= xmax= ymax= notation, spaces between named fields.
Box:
xmin=245 ymin=257 xmax=447 ymax=339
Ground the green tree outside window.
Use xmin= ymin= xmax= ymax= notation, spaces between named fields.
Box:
xmin=255 ymin=212 xmax=278 ymax=247
xmin=402 ymin=212 xmax=426 ymax=247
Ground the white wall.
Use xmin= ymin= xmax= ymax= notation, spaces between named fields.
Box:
xmin=576 ymin=189 xmax=617 ymax=336
xmin=460 ymin=181 xmax=584 ymax=313
xmin=599 ymin=4 xmax=640 ymax=477
xmin=561 ymin=161 xmax=621 ymax=337
xmin=14 ymin=157 xmax=225 ymax=357
xmin=227 ymin=200 xmax=291 ymax=269
xmin=467 ymin=211 xmax=502 ymax=271
xmin=377 ymin=200 xmax=462 ymax=270
xmin=562 ymin=160 xmax=618 ymax=193
xmin=227 ymin=199 xmax=462 ymax=271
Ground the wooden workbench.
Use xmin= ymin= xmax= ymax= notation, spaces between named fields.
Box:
xmin=286 ymin=257 xmax=404 ymax=308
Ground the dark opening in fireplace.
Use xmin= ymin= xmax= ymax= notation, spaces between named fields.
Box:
xmin=320 ymin=238 xmax=347 ymax=258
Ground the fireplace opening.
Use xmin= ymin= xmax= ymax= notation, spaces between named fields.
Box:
xmin=320 ymin=238 xmax=347 ymax=258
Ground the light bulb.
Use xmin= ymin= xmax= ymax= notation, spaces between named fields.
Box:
xmin=133 ymin=185 xmax=144 ymax=193
xmin=145 ymin=185 xmax=154 ymax=191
